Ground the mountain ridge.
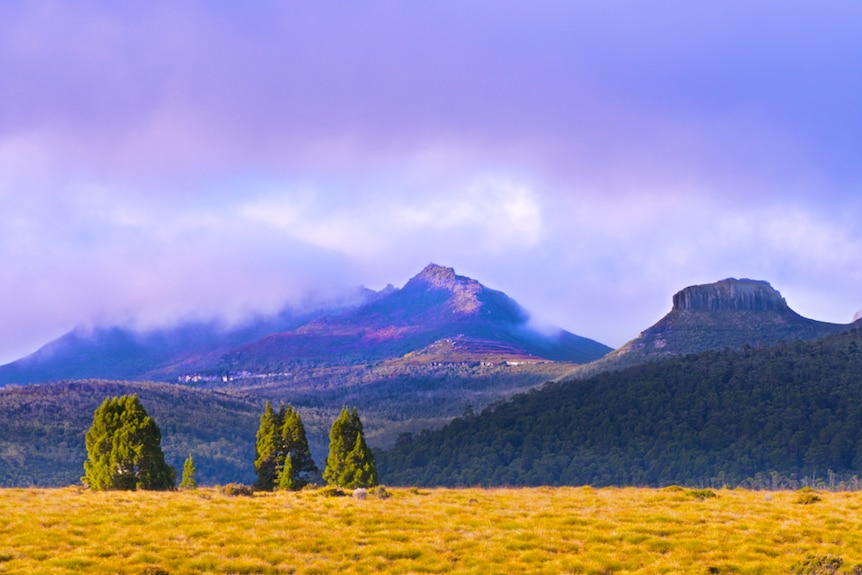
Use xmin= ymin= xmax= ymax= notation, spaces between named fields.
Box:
xmin=0 ymin=264 xmax=610 ymax=385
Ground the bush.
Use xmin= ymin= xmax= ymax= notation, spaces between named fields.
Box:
xmin=369 ymin=485 xmax=392 ymax=500
xmin=796 ymin=488 xmax=822 ymax=505
xmin=662 ymin=485 xmax=685 ymax=492
xmin=220 ymin=483 xmax=254 ymax=497
xmin=789 ymin=554 xmax=843 ymax=575
xmin=315 ymin=485 xmax=346 ymax=497
xmin=686 ymin=489 xmax=718 ymax=500
xmin=352 ymin=488 xmax=367 ymax=500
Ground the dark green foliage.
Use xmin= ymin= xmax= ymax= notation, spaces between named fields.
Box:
xmin=789 ymin=555 xmax=843 ymax=575
xmin=83 ymin=394 xmax=175 ymax=490
xmin=254 ymin=401 xmax=281 ymax=490
xmin=179 ymin=454 xmax=197 ymax=490
xmin=0 ymin=380 xmax=260 ymax=487
xmin=277 ymin=455 xmax=295 ymax=490
xmin=315 ymin=485 xmax=347 ymax=497
xmin=220 ymin=483 xmax=254 ymax=496
xmin=379 ymin=330 xmax=862 ymax=487
xmin=281 ymin=405 xmax=318 ymax=487
xmin=324 ymin=407 xmax=378 ymax=488
xmin=255 ymin=402 xmax=317 ymax=491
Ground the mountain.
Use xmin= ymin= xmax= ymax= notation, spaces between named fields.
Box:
xmin=377 ymin=328 xmax=862 ymax=488
xmin=569 ymin=278 xmax=861 ymax=377
xmin=0 ymin=287 xmax=385 ymax=385
xmin=0 ymin=264 xmax=609 ymax=387
xmin=220 ymin=264 xmax=612 ymax=372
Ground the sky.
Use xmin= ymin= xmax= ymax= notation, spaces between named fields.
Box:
xmin=2 ymin=1 xmax=862 ymax=364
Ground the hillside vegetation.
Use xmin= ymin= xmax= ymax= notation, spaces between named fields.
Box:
xmin=0 ymin=381 xmax=261 ymax=486
xmin=379 ymin=329 xmax=862 ymax=487
xmin=0 ymin=361 xmax=575 ymax=488
xmin=0 ymin=486 xmax=861 ymax=574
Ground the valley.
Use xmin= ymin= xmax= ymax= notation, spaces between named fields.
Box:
xmin=1 ymin=266 xmax=861 ymax=490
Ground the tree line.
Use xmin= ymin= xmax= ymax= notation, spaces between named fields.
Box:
xmin=82 ymin=395 xmax=377 ymax=491
xmin=378 ymin=329 xmax=862 ymax=488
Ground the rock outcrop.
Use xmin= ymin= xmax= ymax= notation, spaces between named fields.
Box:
xmin=566 ymin=277 xmax=859 ymax=379
xmin=672 ymin=279 xmax=789 ymax=312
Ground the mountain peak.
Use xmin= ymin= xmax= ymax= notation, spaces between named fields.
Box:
xmin=854 ymin=310 xmax=862 ymax=323
xmin=672 ymin=278 xmax=788 ymax=312
xmin=412 ymin=263 xmax=460 ymax=288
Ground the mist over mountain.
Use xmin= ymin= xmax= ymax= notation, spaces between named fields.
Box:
xmin=0 ymin=264 xmax=610 ymax=386
xmin=0 ymin=287 xmax=383 ymax=385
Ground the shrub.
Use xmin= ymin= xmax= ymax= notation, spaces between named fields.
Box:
xmin=789 ymin=554 xmax=843 ymax=575
xmin=315 ymin=485 xmax=346 ymax=497
xmin=662 ymin=485 xmax=685 ymax=492
xmin=220 ymin=483 xmax=254 ymax=497
xmin=686 ymin=489 xmax=718 ymax=500
xmin=352 ymin=488 xmax=367 ymax=500
xmin=796 ymin=488 xmax=822 ymax=505
xmin=369 ymin=485 xmax=392 ymax=500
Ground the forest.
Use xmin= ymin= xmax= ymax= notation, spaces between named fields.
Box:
xmin=378 ymin=329 xmax=862 ymax=488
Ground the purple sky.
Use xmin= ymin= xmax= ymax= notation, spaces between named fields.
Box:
xmin=2 ymin=1 xmax=862 ymax=364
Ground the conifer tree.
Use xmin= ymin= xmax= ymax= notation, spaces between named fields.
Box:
xmin=83 ymin=394 xmax=176 ymax=491
xmin=280 ymin=405 xmax=318 ymax=488
xmin=323 ymin=407 xmax=378 ymax=488
xmin=277 ymin=453 xmax=295 ymax=490
xmin=254 ymin=401 xmax=282 ymax=490
xmin=179 ymin=454 xmax=197 ymax=490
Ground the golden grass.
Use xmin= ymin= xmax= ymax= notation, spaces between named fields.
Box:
xmin=0 ymin=486 xmax=860 ymax=574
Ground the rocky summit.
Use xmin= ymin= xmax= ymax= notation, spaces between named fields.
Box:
xmin=672 ymin=278 xmax=789 ymax=312
xmin=569 ymin=278 xmax=862 ymax=376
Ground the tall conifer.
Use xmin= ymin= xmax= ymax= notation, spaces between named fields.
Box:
xmin=323 ymin=407 xmax=377 ymax=488
xmin=281 ymin=405 xmax=317 ymax=487
xmin=254 ymin=401 xmax=282 ymax=490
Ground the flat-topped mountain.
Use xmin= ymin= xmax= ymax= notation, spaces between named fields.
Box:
xmin=0 ymin=264 xmax=611 ymax=385
xmin=571 ymin=278 xmax=862 ymax=376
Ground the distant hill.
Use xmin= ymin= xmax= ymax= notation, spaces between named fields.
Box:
xmin=0 ymin=264 xmax=611 ymax=386
xmin=569 ymin=278 xmax=861 ymax=377
xmin=0 ymin=380 xmax=263 ymax=486
xmin=0 ymin=360 xmax=579 ymax=488
xmin=378 ymin=328 xmax=862 ymax=488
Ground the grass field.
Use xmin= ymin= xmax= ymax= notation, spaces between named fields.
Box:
xmin=0 ymin=486 xmax=860 ymax=574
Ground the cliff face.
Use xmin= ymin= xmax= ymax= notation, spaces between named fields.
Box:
xmin=672 ymin=279 xmax=789 ymax=312
xmin=565 ymin=277 xmax=859 ymax=379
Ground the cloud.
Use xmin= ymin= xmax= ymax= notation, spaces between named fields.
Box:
xmin=1 ymin=1 xmax=861 ymax=362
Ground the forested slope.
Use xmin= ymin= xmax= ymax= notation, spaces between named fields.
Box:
xmin=378 ymin=329 xmax=862 ymax=487
xmin=0 ymin=380 xmax=262 ymax=486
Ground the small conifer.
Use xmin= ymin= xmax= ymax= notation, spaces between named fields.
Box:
xmin=277 ymin=454 xmax=295 ymax=490
xmin=179 ymin=454 xmax=197 ymax=490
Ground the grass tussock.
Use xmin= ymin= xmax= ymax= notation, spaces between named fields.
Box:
xmin=1 ymin=486 xmax=862 ymax=573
